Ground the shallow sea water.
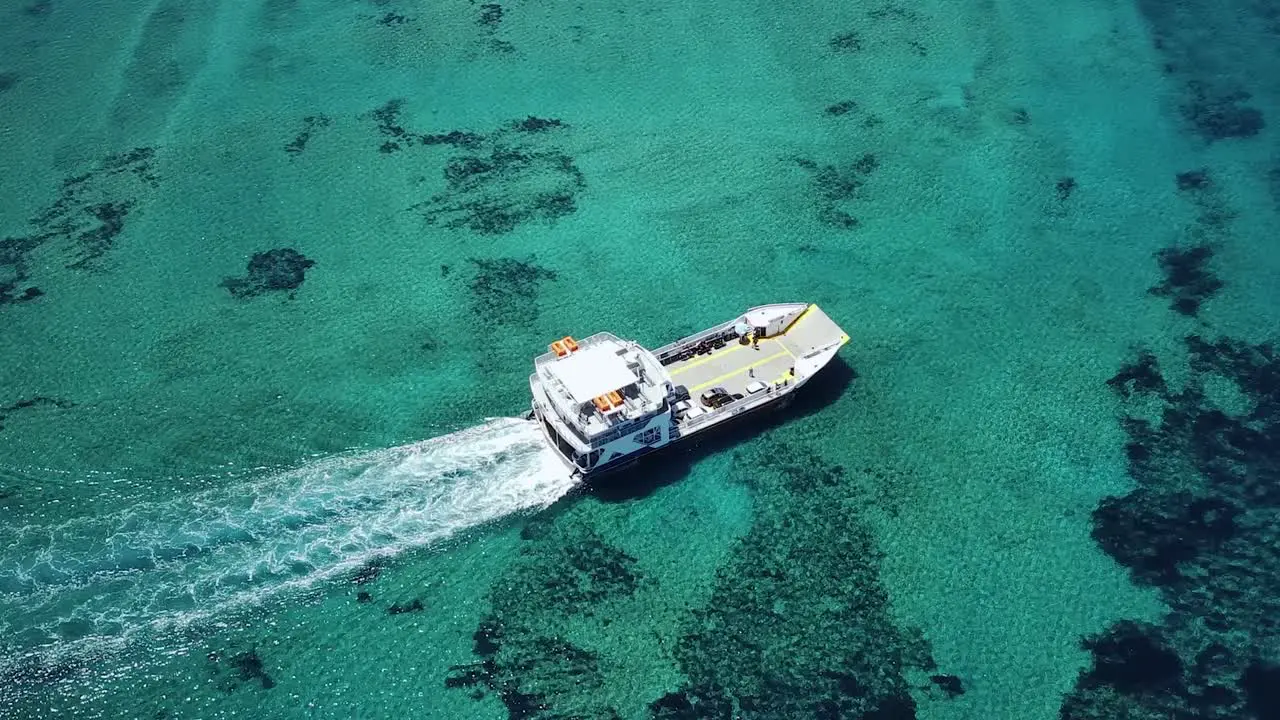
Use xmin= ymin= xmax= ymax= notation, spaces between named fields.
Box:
xmin=1 ymin=0 xmax=1278 ymax=718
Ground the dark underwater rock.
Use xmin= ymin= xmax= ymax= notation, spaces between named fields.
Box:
xmin=825 ymin=100 xmax=858 ymax=116
xmin=230 ymin=649 xmax=275 ymax=690
xmin=414 ymin=145 xmax=585 ymax=234
xmin=1057 ymin=176 xmax=1078 ymax=202
xmin=23 ymin=0 xmax=52 ymax=16
xmin=1180 ymin=81 xmax=1266 ymax=142
xmin=421 ymin=130 xmax=485 ymax=148
xmin=1106 ymin=350 xmax=1167 ymax=399
xmin=444 ymin=523 xmax=643 ymax=719
xmin=386 ymin=598 xmax=424 ymax=615
xmin=444 ymin=433 xmax=934 ymax=720
xmin=0 ymin=396 xmax=75 ymax=431
xmin=367 ymin=98 xmax=411 ymax=153
xmin=1148 ymin=244 xmax=1222 ymax=316
xmin=1080 ymin=621 xmax=1183 ymax=694
xmin=478 ymin=3 xmax=502 ymax=27
xmin=829 ymin=31 xmax=863 ymax=52
xmin=0 ymin=283 xmax=43 ymax=306
xmin=1176 ymin=168 xmax=1211 ymax=191
xmin=1240 ymin=660 xmax=1280 ymax=719
xmin=207 ymin=648 xmax=275 ymax=692
xmin=929 ymin=674 xmax=965 ymax=699
xmin=65 ymin=201 xmax=134 ymax=269
xmin=511 ymin=116 xmax=563 ymax=133
xmin=221 ymin=248 xmax=316 ymax=299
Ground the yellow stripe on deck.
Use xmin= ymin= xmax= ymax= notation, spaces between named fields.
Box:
xmin=689 ymin=348 xmax=793 ymax=393
xmin=779 ymin=304 xmax=816 ymax=335
xmin=669 ymin=341 xmax=749 ymax=376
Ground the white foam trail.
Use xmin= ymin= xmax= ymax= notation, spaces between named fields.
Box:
xmin=0 ymin=417 xmax=575 ymax=654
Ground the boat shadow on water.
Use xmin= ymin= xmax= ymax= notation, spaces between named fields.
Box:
xmin=580 ymin=356 xmax=859 ymax=503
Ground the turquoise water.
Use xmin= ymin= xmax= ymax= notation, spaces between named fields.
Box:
xmin=2 ymin=0 xmax=1278 ymax=717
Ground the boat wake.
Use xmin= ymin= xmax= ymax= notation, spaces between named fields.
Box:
xmin=0 ymin=417 xmax=575 ymax=662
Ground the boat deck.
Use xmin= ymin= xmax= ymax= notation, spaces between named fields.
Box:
xmin=665 ymin=305 xmax=844 ymax=398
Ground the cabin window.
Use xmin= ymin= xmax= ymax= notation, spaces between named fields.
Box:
xmin=576 ymin=449 xmax=604 ymax=469
xmin=632 ymin=426 xmax=662 ymax=446
xmin=544 ymin=419 xmax=575 ymax=461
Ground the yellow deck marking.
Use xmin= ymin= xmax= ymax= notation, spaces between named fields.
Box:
xmin=778 ymin=304 xmax=815 ymax=335
xmin=669 ymin=340 xmax=750 ymax=376
xmin=672 ymin=306 xmax=818 ymax=382
xmin=690 ymin=349 xmax=792 ymax=393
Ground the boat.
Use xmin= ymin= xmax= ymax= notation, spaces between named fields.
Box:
xmin=527 ymin=303 xmax=849 ymax=480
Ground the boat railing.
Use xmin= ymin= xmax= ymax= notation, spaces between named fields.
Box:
xmin=654 ymin=322 xmax=740 ymax=365
xmin=588 ymin=417 xmax=645 ymax=448
xmin=584 ymin=400 xmax=670 ymax=447
xmin=680 ymin=381 xmax=789 ymax=430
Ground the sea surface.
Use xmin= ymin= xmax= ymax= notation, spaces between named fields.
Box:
xmin=1 ymin=0 xmax=1278 ymax=718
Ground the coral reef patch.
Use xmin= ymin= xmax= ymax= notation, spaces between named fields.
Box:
xmin=361 ymin=101 xmax=584 ymax=234
xmin=650 ymin=440 xmax=946 ymax=719
xmin=1175 ymin=167 xmax=1237 ymax=232
xmin=0 ymin=397 xmax=75 ymax=431
xmin=414 ymin=146 xmax=583 ymax=234
xmin=511 ymin=116 xmax=564 ymax=133
xmin=283 ymin=114 xmax=332 ymax=155
xmin=793 ymin=153 xmax=879 ymax=229
xmin=1056 ymin=176 xmax=1078 ymax=202
xmin=386 ymin=598 xmax=424 ymax=615
xmin=1062 ymin=333 xmax=1280 ymax=719
xmin=824 ymin=99 xmax=858 ymax=116
xmin=474 ymin=1 xmax=514 ymax=52
xmin=445 ymin=522 xmax=643 ymax=718
xmin=464 ymin=256 xmax=558 ymax=325
xmin=446 ymin=440 xmax=957 ymax=719
xmin=365 ymin=99 xmax=415 ymax=155
xmin=220 ymin=248 xmax=316 ymax=299
xmin=207 ymin=648 xmax=276 ymax=692
xmin=422 ymin=130 xmax=485 ymax=149
xmin=377 ymin=11 xmax=410 ymax=26
xmin=1147 ymin=245 xmax=1222 ymax=317
xmin=829 ymin=31 xmax=863 ymax=53
xmin=478 ymin=3 xmax=502 ymax=28
xmin=1179 ymin=81 xmax=1266 ymax=143
xmin=1176 ymin=168 xmax=1211 ymax=192
xmin=23 ymin=0 xmax=52 ymax=17
xmin=1 ymin=147 xmax=158 ymax=306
